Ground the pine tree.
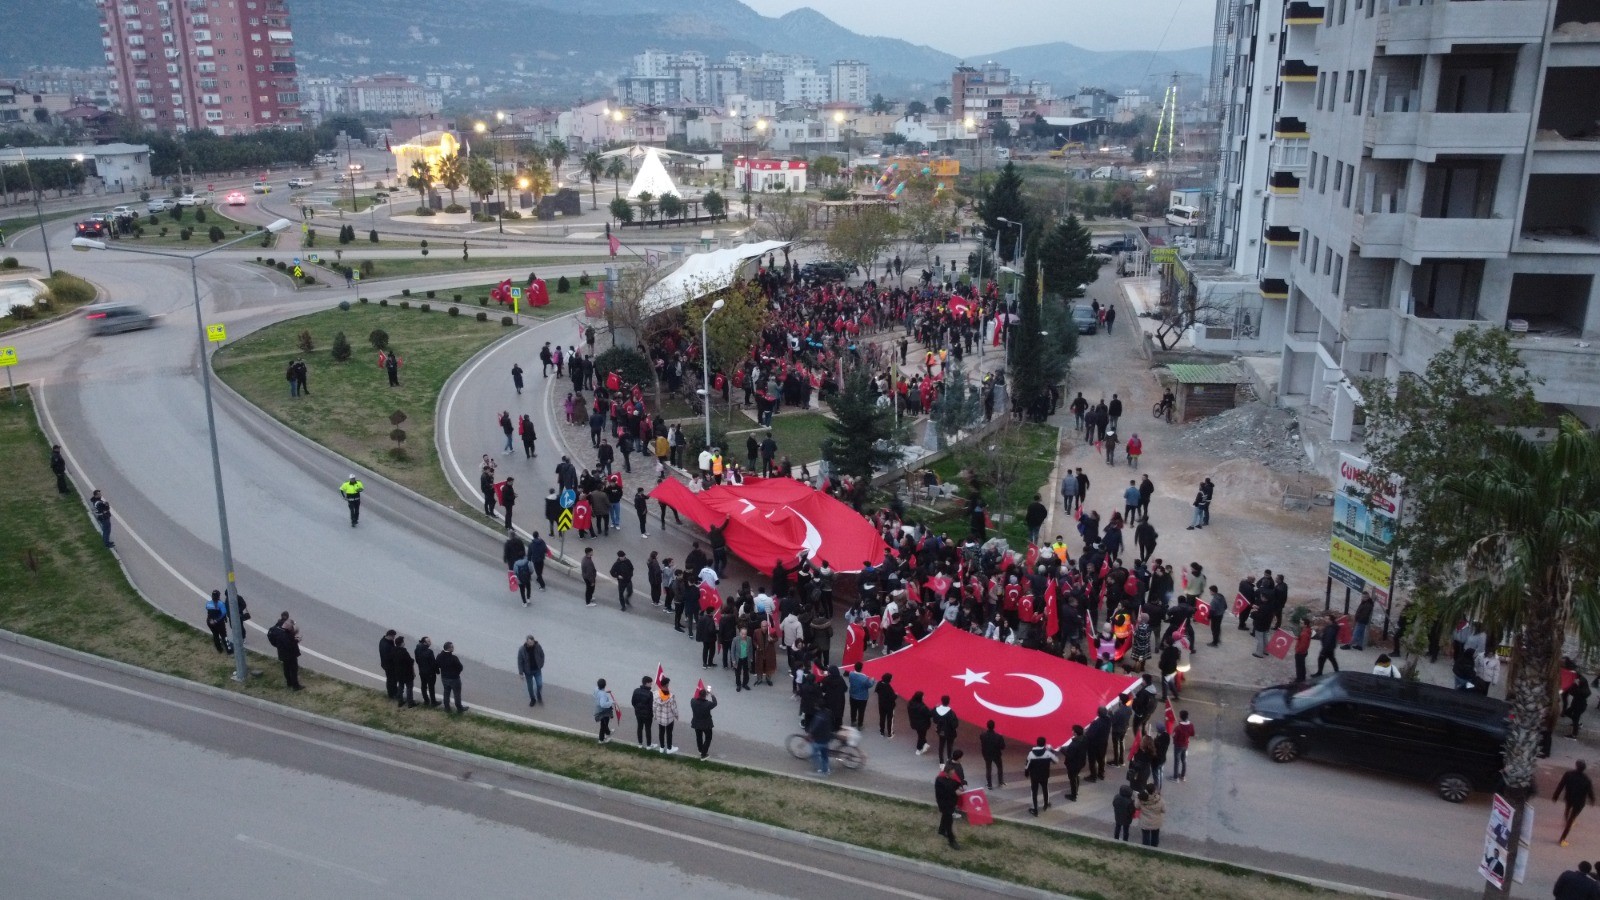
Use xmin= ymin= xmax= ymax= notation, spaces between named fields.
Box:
xmin=1035 ymin=214 xmax=1099 ymax=300
xmin=823 ymin=371 xmax=899 ymax=486
xmin=934 ymin=363 xmax=982 ymax=449
xmin=979 ymin=162 xmax=1028 ymax=263
xmin=1008 ymin=241 xmax=1050 ymax=416
xmin=330 ymin=330 xmax=352 ymax=362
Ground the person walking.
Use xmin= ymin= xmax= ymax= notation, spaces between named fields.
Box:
xmin=1172 ymin=709 xmax=1195 ymax=781
xmin=847 ymin=663 xmax=875 ymax=728
xmin=91 ymin=490 xmax=115 ymax=547
xmin=519 ymin=414 xmax=537 ymax=458
xmin=933 ymin=695 xmax=960 ymax=764
xmin=437 ymin=641 xmax=466 ymax=713
xmin=1112 ymin=785 xmax=1136 ymax=841
xmin=392 ymin=635 xmax=417 ymax=708
xmin=1136 ymin=788 xmax=1166 ymax=847
xmin=1315 ymin=616 xmax=1341 ymax=675
xmin=593 ymin=678 xmax=617 ymax=743
xmin=511 ymin=363 xmax=525 ymax=395
xmin=653 ymin=677 xmax=680 ymax=753
xmin=517 ymin=635 xmax=545 ymax=706
xmin=630 ymin=676 xmax=655 ymax=747
xmin=610 ymin=550 xmax=635 ymax=610
xmin=415 ymin=636 xmax=438 ymax=707
xmin=1061 ymin=724 xmax=1088 ymax=802
xmin=690 ymin=685 xmax=718 ymax=759
xmin=934 ymin=765 xmax=962 ymax=849
xmin=1024 ymin=737 xmax=1057 ymax=815
xmin=581 ymin=547 xmax=597 ymax=606
xmin=732 ymin=627 xmax=754 ymax=691
xmin=498 ymin=476 xmax=517 ymax=530
xmin=498 ymin=410 xmax=515 ymax=454
xmin=979 ymin=720 xmax=1008 ymax=789
xmin=1552 ymin=862 xmax=1600 ymax=900
xmin=1187 ymin=484 xmax=1208 ymax=530
xmin=49 ymin=445 xmax=69 ymax=494
xmin=908 ymin=691 xmax=933 ymax=756
xmin=1555 ymin=760 xmax=1596 ymax=846
xmin=633 ymin=487 xmax=650 ymax=538
xmin=875 ymin=672 xmax=898 ymax=738
xmin=268 ymin=612 xmax=302 ymax=690
xmin=526 ymin=532 xmax=548 ymax=591
xmin=338 ymin=476 xmax=364 ymax=527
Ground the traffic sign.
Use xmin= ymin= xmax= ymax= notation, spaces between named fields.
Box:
xmin=293 ymin=257 xmax=302 ymax=265
xmin=205 ymin=324 xmax=227 ymax=343
xmin=308 ymin=253 xmax=320 ymax=263
xmin=556 ymin=509 xmax=573 ymax=532
xmin=0 ymin=347 xmax=16 ymax=367
xmin=292 ymin=266 xmax=304 ymax=278
xmin=559 ymin=488 xmax=577 ymax=509
xmin=511 ymin=287 xmax=522 ymax=299
xmin=353 ymin=272 xmax=361 ymax=281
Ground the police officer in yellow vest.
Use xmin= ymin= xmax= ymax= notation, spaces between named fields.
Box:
xmin=339 ymin=474 xmax=364 ymax=526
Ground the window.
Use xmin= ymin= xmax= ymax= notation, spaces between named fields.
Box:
xmin=1329 ymin=72 xmax=1339 ymax=109
xmin=1354 ymin=70 xmax=1366 ymax=112
xmin=1320 ymin=156 xmax=1330 ymax=193
xmin=1277 ymin=139 xmax=1310 ymax=168
xmin=1332 ymin=254 xmax=1344 ymax=294
xmin=1311 ymin=235 xmax=1320 ymax=265
xmin=1345 ymin=70 xmax=1354 ymax=104
xmin=1310 ymin=152 xmax=1319 ymax=189
xmin=1317 ymin=74 xmax=1326 ymax=110
xmin=1324 ymin=246 xmax=1333 ymax=275
xmin=1343 ymin=164 xmax=1355 ymax=207
xmin=1339 ymin=0 xmax=1348 ymax=24
xmin=1334 ymin=160 xmax=1343 ymax=191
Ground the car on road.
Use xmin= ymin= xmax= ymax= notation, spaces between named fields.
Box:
xmin=800 ymin=260 xmax=852 ymax=283
xmin=109 ymin=205 xmax=135 ymax=218
xmin=287 ymin=177 xmax=311 ymax=189
xmin=225 ymin=191 xmax=248 ymax=206
xmin=251 ymin=181 xmax=271 ymax=194
xmin=1095 ymin=237 xmax=1136 ymax=254
xmin=1244 ymin=672 xmax=1508 ymax=802
xmin=83 ymin=302 xmax=156 ymax=335
xmin=146 ymin=198 xmax=173 ymax=213
xmin=177 ymin=193 xmax=210 ymax=207
xmin=1070 ymin=305 xmax=1098 ymax=335
xmin=74 ymin=219 xmax=107 ymax=238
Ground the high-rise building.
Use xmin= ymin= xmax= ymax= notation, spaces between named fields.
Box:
xmin=98 ymin=0 xmax=301 ymax=133
xmin=1205 ymin=0 xmax=1600 ymax=447
xmin=951 ymin=62 xmax=1044 ymax=126
xmin=830 ymin=60 xmax=869 ymax=105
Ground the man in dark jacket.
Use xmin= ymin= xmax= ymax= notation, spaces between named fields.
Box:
xmin=437 ymin=642 xmax=466 ymax=713
xmin=1061 ymin=724 xmax=1089 ymax=801
xmin=271 ymin=612 xmax=302 ymax=690
xmin=934 ymin=767 xmax=962 ymax=849
xmin=526 ymin=533 xmax=548 ymax=590
xmin=414 ymin=637 xmax=439 ymax=707
xmin=1024 ymin=494 xmax=1048 ymax=544
xmin=610 ymin=550 xmax=635 ymax=610
xmin=392 ymin=635 xmax=417 ymax=707
xmin=499 ymin=476 xmax=517 ymax=529
xmin=933 ymin=696 xmax=960 ymax=764
xmin=49 ymin=444 xmax=69 ymax=494
xmin=631 ymin=676 xmax=655 ymax=747
xmin=696 ymin=610 xmax=718 ymax=668
xmin=1555 ymin=760 xmax=1596 ymax=846
xmin=1083 ymin=707 xmax=1111 ymax=779
xmin=517 ymin=635 xmax=545 ymax=705
xmin=822 ymin=667 xmax=848 ymax=733
xmin=1315 ymin=617 xmax=1341 ymax=675
xmin=379 ymin=629 xmax=399 ymax=699
xmin=1024 ymin=738 xmax=1056 ymax=815
xmin=479 ymin=467 xmax=497 ymax=517
xmin=979 ymin=720 xmax=1008 ymax=789
xmin=689 ymin=686 xmax=718 ymax=759
xmin=503 ymin=529 xmax=527 ymax=571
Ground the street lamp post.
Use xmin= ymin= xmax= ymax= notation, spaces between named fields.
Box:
xmin=10 ymin=146 xmax=55 ymax=276
xmin=995 ymin=217 xmax=1022 ymax=348
xmin=701 ymin=297 xmax=725 ymax=447
xmin=72 ymin=218 xmax=294 ymax=683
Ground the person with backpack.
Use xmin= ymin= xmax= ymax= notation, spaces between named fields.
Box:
xmin=267 ymin=612 xmax=302 ymax=690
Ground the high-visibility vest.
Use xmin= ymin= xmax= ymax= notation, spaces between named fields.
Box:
xmin=339 ymin=480 xmax=363 ymax=497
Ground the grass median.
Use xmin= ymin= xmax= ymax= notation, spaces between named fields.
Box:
xmin=329 ymin=254 xmax=613 ymax=281
xmin=0 ymin=387 xmax=1344 ymax=900
xmin=212 ymin=302 xmax=509 ymax=512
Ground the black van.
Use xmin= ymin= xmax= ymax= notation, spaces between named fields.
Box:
xmin=1244 ymin=672 xmax=1508 ymax=802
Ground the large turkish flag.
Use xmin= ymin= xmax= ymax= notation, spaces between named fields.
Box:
xmin=861 ymin=625 xmax=1137 ymax=746
xmin=652 ymin=476 xmax=886 ymax=572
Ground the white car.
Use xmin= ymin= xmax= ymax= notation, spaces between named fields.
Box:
xmin=251 ymin=181 xmax=271 ymax=194
xmin=109 ymin=205 xmax=135 ymax=218
xmin=146 ymin=198 xmax=173 ymax=212
xmin=225 ymin=191 xmax=248 ymax=206
xmin=176 ymin=193 xmax=211 ymax=207
xmin=287 ymin=177 xmax=311 ymax=189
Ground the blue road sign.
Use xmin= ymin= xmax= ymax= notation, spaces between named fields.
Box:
xmin=560 ymin=488 xmax=577 ymax=509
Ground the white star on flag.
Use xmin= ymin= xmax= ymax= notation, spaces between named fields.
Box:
xmin=952 ymin=669 xmax=991 ymax=686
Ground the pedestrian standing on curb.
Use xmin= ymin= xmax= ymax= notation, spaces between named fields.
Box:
xmin=1136 ymin=788 xmax=1165 ymax=846
xmin=268 ymin=612 xmax=302 ymax=690
xmin=379 ymin=629 xmax=398 ymax=698
xmin=631 ymin=676 xmax=654 ymax=747
xmin=415 ymin=637 xmax=438 ymax=707
xmin=526 ymin=532 xmax=548 ymax=590
xmin=90 ymin=489 xmax=114 ymax=548
xmin=1025 ymin=737 xmax=1057 ymax=815
xmin=935 ymin=765 xmax=962 ymax=849
xmin=1112 ymin=785 xmax=1136 ymax=841
xmin=653 ymin=677 xmax=680 ymax=753
xmin=581 ymin=547 xmax=597 ymax=606
xmin=1345 ymin=592 xmax=1375 ymax=651
xmin=1555 ymin=760 xmax=1596 ymax=846
xmin=499 ymin=476 xmax=517 ymax=530
xmin=1172 ymin=709 xmax=1195 ymax=781
xmin=50 ymin=445 xmax=69 ymax=494
xmin=611 ymin=550 xmax=635 ymax=610
xmin=634 ymin=487 xmax=650 ymax=537
xmin=480 ymin=466 xmax=497 ymax=518
xmin=1292 ymin=617 xmax=1314 ymax=681
xmin=594 ymin=678 xmax=617 ymax=742
xmin=512 ymin=363 xmax=525 ymax=395
xmin=204 ymin=591 xmax=231 ymax=654
xmin=517 ymin=635 xmax=544 ymax=705
xmin=544 ymin=488 xmax=560 ymax=534
xmin=392 ymin=635 xmax=417 ymax=707
xmin=1206 ymin=586 xmax=1226 ymax=647
xmin=691 ymin=685 xmax=718 ymax=759
xmin=979 ymin=720 xmax=1007 ymax=789
xmin=875 ymin=672 xmax=898 ymax=737
xmin=437 ymin=641 xmax=466 ymax=713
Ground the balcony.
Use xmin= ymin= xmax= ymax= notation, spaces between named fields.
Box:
xmin=1341 ymin=305 xmax=1393 ymax=349
xmin=1267 ymin=190 xmax=1303 ymax=227
xmin=1260 ymin=277 xmax=1290 ymax=299
xmin=1394 ymin=315 xmax=1600 ymax=406
xmin=1364 ymin=112 xmax=1530 ymax=162
xmin=1354 ymin=212 xmax=1515 ymax=261
xmin=1286 ymin=1 xmax=1325 ymax=23
xmin=1380 ymin=0 xmax=1550 ymax=54
xmin=1281 ymin=60 xmax=1318 ymax=83
xmin=1266 ymin=226 xmax=1301 ymax=246
xmin=1269 ymin=170 xmax=1302 ymax=194
xmin=1274 ymin=116 xmax=1309 ymax=138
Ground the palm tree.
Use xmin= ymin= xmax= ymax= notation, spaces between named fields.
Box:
xmin=435 ymin=152 xmax=465 ymax=209
xmin=636 ymin=191 xmax=655 ymax=224
xmin=465 ymin=156 xmax=494 ymax=205
xmin=521 ymin=158 xmax=553 ymax=202
xmin=545 ymin=138 xmax=569 ymax=184
xmin=1439 ymin=417 xmax=1600 ymax=894
xmin=605 ymin=155 xmax=628 ymax=198
xmin=407 ymin=160 xmax=433 ymax=207
xmin=581 ymin=150 xmax=605 ymax=210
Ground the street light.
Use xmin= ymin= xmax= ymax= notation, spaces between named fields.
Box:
xmin=701 ymin=297 xmax=725 ymax=448
xmin=994 ymin=217 xmax=1023 ymax=335
xmin=72 ymin=217 xmax=294 ymax=684
xmin=8 ymin=146 xmax=54 ymax=276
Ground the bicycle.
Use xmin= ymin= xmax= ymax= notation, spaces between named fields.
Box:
xmin=786 ymin=727 xmax=867 ymax=770
xmin=1152 ymin=399 xmax=1174 ymax=423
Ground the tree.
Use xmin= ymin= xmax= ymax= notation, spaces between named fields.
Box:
xmin=407 ymin=160 xmax=433 ymax=205
xmin=978 ymin=162 xmax=1029 ymax=263
xmin=1008 ymin=244 xmax=1050 ymax=415
xmin=603 ymin=256 xmax=677 ymax=408
xmin=435 ymin=153 xmax=465 ymax=208
xmin=636 ymin=191 xmax=655 ymax=223
xmin=582 ymin=150 xmax=605 ymax=210
xmin=934 ymin=362 xmax=982 ymax=449
xmin=1437 ymin=418 xmax=1600 ymax=897
xmin=825 ymin=205 xmax=900 ymax=277
xmin=702 ymin=189 xmax=726 ymax=219
xmin=605 ymin=155 xmax=629 ymax=197
xmin=1034 ymin=214 xmax=1098 ymax=300
xmin=658 ymin=193 xmax=684 ymax=222
xmin=870 ymin=94 xmax=892 ymax=114
xmin=686 ymin=281 xmax=772 ymax=426
xmin=1151 ymin=269 xmax=1234 ymax=351
xmin=906 ymin=100 xmax=928 ymax=116
xmin=545 ymin=138 xmax=569 ymax=182
xmin=991 ymin=119 xmax=1013 ymax=143
xmin=330 ymin=331 xmax=352 ymax=362
xmin=465 ymin=156 xmax=494 ymax=204
xmin=519 ymin=157 xmax=553 ymax=201
xmin=810 ymin=155 xmax=841 ymax=181
xmin=824 ymin=370 xmax=899 ymax=490
xmin=609 ymin=197 xmax=634 ymax=224
xmin=753 ymin=189 xmax=812 ymax=256
xmin=933 ymin=96 xmax=951 ymax=115
xmin=896 ymin=175 xmax=957 ymax=268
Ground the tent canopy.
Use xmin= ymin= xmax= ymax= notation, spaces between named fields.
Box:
xmin=650 ymin=475 xmax=884 ymax=573
xmin=861 ymin=626 xmax=1137 ymax=747
xmin=639 ymin=240 xmax=790 ymax=317
xmin=627 ymin=147 xmax=680 ymax=200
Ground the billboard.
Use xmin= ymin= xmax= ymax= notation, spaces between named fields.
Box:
xmin=1329 ymin=453 xmax=1401 ymax=605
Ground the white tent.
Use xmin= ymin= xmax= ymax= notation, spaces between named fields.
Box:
xmin=639 ymin=240 xmax=790 ymax=317
xmin=627 ymin=147 xmax=681 ymax=200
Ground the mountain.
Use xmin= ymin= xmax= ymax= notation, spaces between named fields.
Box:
xmin=969 ymin=42 xmax=1215 ymax=96
xmin=0 ymin=0 xmax=101 ymax=69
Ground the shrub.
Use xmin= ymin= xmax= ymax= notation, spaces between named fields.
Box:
xmin=414 ymin=206 xmax=435 ymax=216
xmin=265 ymin=258 xmax=276 ymax=266
xmin=503 ymin=209 xmax=522 ymax=219
xmin=337 ymin=300 xmax=351 ymax=311
xmin=401 ymin=288 xmax=411 ymax=296
xmin=0 ymin=257 xmax=17 ymax=270
xmin=478 ymin=297 xmax=488 ymax=306
xmin=330 ymin=331 xmax=353 ymax=362
xmin=399 ymin=301 xmax=409 ymax=310
xmin=501 ymin=315 xmax=514 ymax=326
xmin=358 ymin=297 xmax=369 ymax=304
xmin=419 ymin=303 xmax=430 ymax=312
xmin=594 ymin=346 xmax=652 ymax=389
xmin=360 ymin=260 xmax=375 ymax=277
xmin=256 ymin=256 xmax=263 ymax=263
xmin=378 ymin=298 xmax=389 ymax=307
xmin=194 ymin=207 xmax=207 ymax=223
xmin=134 ymin=227 xmax=145 ymax=237
xmin=425 ymin=290 xmax=436 ymax=299
xmin=421 ymin=247 xmax=429 ymax=256
xmin=475 ymin=311 xmax=488 ymax=322
xmin=297 ymin=329 xmax=316 ymax=351
xmin=208 ymin=225 xmax=225 ymax=243
xmin=338 ymin=225 xmax=353 ymax=244
xmin=169 ymin=205 xmax=182 ymax=222
xmin=579 ymin=272 xmax=591 ymax=286
xmin=444 ymin=203 xmax=466 ymax=214
xmin=179 ymin=228 xmax=193 ymax=241
xmin=369 ymin=229 xmax=379 ymax=243
xmin=302 ymin=275 xmax=316 ymax=285
xmin=472 ymin=213 xmax=494 ymax=223
xmin=304 ymin=229 xmax=315 ymax=247
xmin=44 ymin=272 xmax=96 ymax=306
xmin=447 ymin=306 xmax=460 ymax=317
xmin=139 ymin=191 xmax=150 ymax=201
xmin=276 ymin=261 xmax=288 ymax=271
xmin=453 ymin=293 xmax=462 ymax=302
xmin=556 ymin=275 xmax=571 ymax=293
xmin=159 ymin=227 xmax=169 ymax=237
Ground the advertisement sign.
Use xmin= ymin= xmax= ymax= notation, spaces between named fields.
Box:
xmin=1479 ymin=794 xmax=1532 ymax=888
xmin=1328 ymin=453 xmax=1400 ymax=605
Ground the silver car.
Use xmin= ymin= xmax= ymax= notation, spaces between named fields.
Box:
xmin=84 ymin=302 xmax=156 ymax=335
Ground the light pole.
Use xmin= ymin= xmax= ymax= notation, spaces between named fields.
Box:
xmin=473 ymin=121 xmax=504 ymax=235
xmin=701 ymin=297 xmax=725 ymax=447
xmin=72 ymin=217 xmax=294 ymax=683
xmin=10 ymin=146 xmax=54 ymax=276
xmin=995 ymin=217 xmax=1022 ymax=347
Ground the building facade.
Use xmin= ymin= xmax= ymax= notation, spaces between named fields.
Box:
xmin=830 ymin=60 xmax=870 ymax=106
xmin=1213 ymin=0 xmax=1600 ymax=449
xmin=951 ymin=62 xmax=1046 ymax=127
xmin=98 ymin=0 xmax=301 ymax=133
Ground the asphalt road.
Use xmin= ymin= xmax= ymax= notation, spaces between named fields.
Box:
xmin=0 ymin=639 xmax=1019 ymax=900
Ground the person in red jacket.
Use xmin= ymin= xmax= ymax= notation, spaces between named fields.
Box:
xmin=573 ymin=496 xmax=593 ymax=538
xmin=1171 ymin=709 xmax=1196 ymax=781
xmin=1293 ymin=620 xmax=1314 ymax=682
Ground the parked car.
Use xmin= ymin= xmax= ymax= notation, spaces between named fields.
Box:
xmin=146 ymin=198 xmax=173 ymax=213
xmin=109 ymin=205 xmax=135 ymax=218
xmin=1070 ymin=305 xmax=1098 ymax=335
xmin=251 ymin=181 xmax=271 ymax=194
xmin=83 ymin=302 xmax=156 ymax=335
xmin=1095 ymin=237 xmax=1136 ymax=254
xmin=800 ymin=260 xmax=852 ymax=283
xmin=1244 ymin=672 xmax=1508 ymax=802
xmin=74 ymin=219 xmax=107 ymax=238
xmin=176 ymin=193 xmax=210 ymax=207
xmin=287 ymin=177 xmax=311 ymax=188
xmin=225 ymin=191 xmax=248 ymax=206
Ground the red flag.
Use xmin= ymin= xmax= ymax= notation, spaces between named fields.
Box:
xmin=1164 ymin=698 xmax=1177 ymax=735
xmin=841 ymin=622 xmax=865 ymax=668
xmin=695 ymin=677 xmax=706 ymax=695
xmin=1024 ymin=544 xmax=1039 ymax=571
xmin=506 ymin=570 xmax=519 ymax=593
xmin=655 ymin=663 xmax=665 ymax=687
xmin=812 ymin=663 xmax=825 ymax=681
xmin=992 ymin=313 xmax=1002 ymax=346
xmin=1231 ymin=592 xmax=1250 ymax=616
xmin=1193 ymin=599 xmax=1211 ymax=627
xmin=1175 ymin=628 xmax=1191 ymax=652
xmin=1266 ymin=629 xmax=1295 ymax=659
xmin=384 ymin=134 xmax=391 ymax=151
xmin=608 ymin=233 xmax=620 ymax=257
xmin=1044 ymin=579 xmax=1059 ymax=638
xmin=1563 ymin=669 xmax=1579 ymax=693
xmin=957 ymin=788 xmax=994 ymax=825
xmin=1336 ymin=615 xmax=1353 ymax=645
xmin=583 ymin=290 xmax=606 ymax=318
xmin=527 ymin=278 xmax=550 ymax=308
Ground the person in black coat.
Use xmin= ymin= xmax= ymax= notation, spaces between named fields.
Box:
xmin=1158 ymin=639 xmax=1182 ymax=700
xmin=1083 ymin=707 xmax=1111 ymax=781
xmin=933 ymin=696 xmax=960 ymax=764
xmin=436 ymin=642 xmax=466 ymax=713
xmin=392 ymin=635 xmax=417 ymax=707
xmin=379 ymin=630 xmax=398 ymax=699
xmin=821 ymin=667 xmax=848 ymax=733
xmin=689 ymin=687 xmax=718 ymax=759
xmin=503 ymin=531 xmax=527 ymax=570
xmin=1112 ymin=785 xmax=1136 ymax=841
xmin=934 ymin=768 xmax=962 ymax=849
xmin=907 ymin=691 xmax=933 ymax=755
xmin=630 ymin=676 xmax=655 ymax=747
xmin=1024 ymin=738 xmax=1057 ymax=815
xmin=414 ymin=637 xmax=439 ymax=707
xmin=1061 ymin=724 xmax=1089 ymax=801
xmin=50 ymin=444 xmax=69 ymax=494
xmin=979 ymin=720 xmax=1008 ymax=789
xmin=874 ymin=673 xmax=898 ymax=738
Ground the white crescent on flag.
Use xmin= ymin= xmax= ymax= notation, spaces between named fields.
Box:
xmin=972 ymin=673 xmax=1065 ymax=719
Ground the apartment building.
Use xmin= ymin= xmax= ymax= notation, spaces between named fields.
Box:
xmin=951 ymin=62 xmax=1047 ymax=126
xmin=830 ymin=60 xmax=870 ymax=105
xmin=98 ymin=0 xmax=300 ymax=133
xmin=1207 ymin=0 xmax=1600 ymax=448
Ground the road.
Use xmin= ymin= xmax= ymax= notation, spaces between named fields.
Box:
xmin=0 ymin=638 xmax=1020 ymax=900
xmin=1 ymin=216 xmax=1584 ymax=898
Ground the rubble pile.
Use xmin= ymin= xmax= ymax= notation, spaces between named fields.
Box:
xmin=1173 ymin=401 xmax=1316 ymax=474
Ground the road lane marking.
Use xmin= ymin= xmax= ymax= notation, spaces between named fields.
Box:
xmin=235 ymin=833 xmax=386 ymax=885
xmin=0 ymin=650 xmax=940 ymax=900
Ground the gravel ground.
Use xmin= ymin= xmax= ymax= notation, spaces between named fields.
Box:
xmin=1172 ymin=400 xmax=1319 ymax=475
